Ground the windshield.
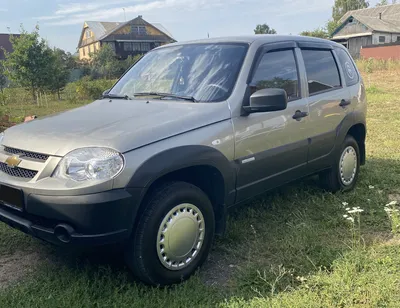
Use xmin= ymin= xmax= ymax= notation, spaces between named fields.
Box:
xmin=109 ymin=43 xmax=248 ymax=102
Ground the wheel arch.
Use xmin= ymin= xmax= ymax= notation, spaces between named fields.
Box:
xmin=335 ymin=110 xmax=366 ymax=165
xmin=347 ymin=123 xmax=366 ymax=165
xmin=127 ymin=145 xmax=236 ymax=235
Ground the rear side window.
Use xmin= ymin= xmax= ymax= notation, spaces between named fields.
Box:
xmin=335 ymin=48 xmax=359 ymax=86
xmin=301 ymin=49 xmax=341 ymax=95
xmin=251 ymin=49 xmax=299 ymax=101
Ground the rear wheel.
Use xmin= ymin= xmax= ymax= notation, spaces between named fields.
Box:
xmin=320 ymin=135 xmax=360 ymax=193
xmin=125 ymin=181 xmax=215 ymax=286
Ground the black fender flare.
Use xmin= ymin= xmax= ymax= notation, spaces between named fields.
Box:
xmin=127 ymin=145 xmax=237 ymax=207
xmin=334 ymin=110 xmax=366 ymax=162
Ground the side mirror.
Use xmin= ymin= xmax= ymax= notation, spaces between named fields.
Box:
xmin=243 ymin=88 xmax=288 ymax=114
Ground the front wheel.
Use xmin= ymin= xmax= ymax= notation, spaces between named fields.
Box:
xmin=320 ymin=135 xmax=360 ymax=193
xmin=125 ymin=181 xmax=215 ymax=286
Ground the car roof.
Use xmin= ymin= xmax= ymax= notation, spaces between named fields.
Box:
xmin=159 ymin=35 xmax=344 ymax=49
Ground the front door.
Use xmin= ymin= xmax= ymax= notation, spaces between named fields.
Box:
xmin=233 ymin=45 xmax=309 ymax=202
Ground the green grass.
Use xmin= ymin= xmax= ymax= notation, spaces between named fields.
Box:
xmin=0 ymin=69 xmax=400 ymax=307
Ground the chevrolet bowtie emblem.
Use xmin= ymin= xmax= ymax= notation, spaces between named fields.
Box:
xmin=5 ymin=155 xmax=22 ymax=168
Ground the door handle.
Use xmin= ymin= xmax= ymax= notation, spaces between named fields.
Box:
xmin=292 ymin=110 xmax=309 ymax=121
xmin=339 ymin=99 xmax=351 ymax=107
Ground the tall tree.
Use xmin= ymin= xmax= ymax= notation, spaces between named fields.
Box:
xmin=327 ymin=0 xmax=369 ymax=35
xmin=90 ymin=44 xmax=120 ymax=79
xmin=254 ymin=24 xmax=277 ymax=34
xmin=3 ymin=25 xmax=54 ymax=103
xmin=332 ymin=0 xmax=369 ymax=22
xmin=376 ymin=0 xmax=388 ymax=5
xmin=48 ymin=48 xmax=73 ymax=100
xmin=0 ymin=63 xmax=7 ymax=104
xmin=300 ymin=28 xmax=329 ymax=39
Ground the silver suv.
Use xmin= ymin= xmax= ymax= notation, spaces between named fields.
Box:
xmin=0 ymin=35 xmax=366 ymax=286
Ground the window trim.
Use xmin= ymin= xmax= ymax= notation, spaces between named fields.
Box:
xmin=301 ymin=48 xmax=343 ymax=97
xmin=247 ymin=41 xmax=302 ymax=103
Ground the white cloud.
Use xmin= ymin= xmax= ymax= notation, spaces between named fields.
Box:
xmin=55 ymin=0 xmax=136 ymax=15
xmin=35 ymin=15 xmax=66 ymax=21
xmin=42 ymin=0 xmax=234 ymax=26
xmin=35 ymin=0 xmax=141 ymax=21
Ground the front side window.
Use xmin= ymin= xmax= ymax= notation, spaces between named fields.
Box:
xmin=251 ymin=49 xmax=300 ymax=101
xmin=379 ymin=36 xmax=385 ymax=43
xmin=109 ymin=43 xmax=248 ymax=102
xmin=301 ymin=49 xmax=341 ymax=95
xmin=335 ymin=48 xmax=359 ymax=86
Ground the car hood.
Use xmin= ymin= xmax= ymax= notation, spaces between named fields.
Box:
xmin=3 ymin=99 xmax=231 ymax=156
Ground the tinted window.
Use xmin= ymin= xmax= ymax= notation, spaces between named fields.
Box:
xmin=251 ymin=50 xmax=299 ymax=101
xmin=302 ymin=49 xmax=341 ymax=95
xmin=335 ymin=48 xmax=359 ymax=86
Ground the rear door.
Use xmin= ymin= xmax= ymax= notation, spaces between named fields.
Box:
xmin=298 ymin=43 xmax=352 ymax=172
xmin=233 ymin=43 xmax=310 ymax=202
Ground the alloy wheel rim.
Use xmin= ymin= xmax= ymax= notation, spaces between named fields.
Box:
xmin=157 ymin=203 xmax=205 ymax=271
xmin=339 ymin=146 xmax=357 ymax=186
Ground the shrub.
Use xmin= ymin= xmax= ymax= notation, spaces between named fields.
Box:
xmin=73 ymin=77 xmax=117 ymax=100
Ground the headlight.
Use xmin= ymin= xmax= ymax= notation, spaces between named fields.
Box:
xmin=0 ymin=132 xmax=4 ymax=145
xmin=54 ymin=147 xmax=124 ymax=182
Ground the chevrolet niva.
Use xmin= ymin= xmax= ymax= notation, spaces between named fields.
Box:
xmin=0 ymin=35 xmax=366 ymax=286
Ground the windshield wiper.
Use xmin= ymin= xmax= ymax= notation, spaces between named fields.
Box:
xmin=102 ymin=93 xmax=131 ymax=100
xmin=133 ymin=92 xmax=198 ymax=102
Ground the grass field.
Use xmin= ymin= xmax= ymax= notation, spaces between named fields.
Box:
xmin=0 ymin=66 xmax=400 ymax=307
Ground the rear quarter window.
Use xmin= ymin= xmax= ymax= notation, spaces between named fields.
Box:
xmin=335 ymin=48 xmax=359 ymax=87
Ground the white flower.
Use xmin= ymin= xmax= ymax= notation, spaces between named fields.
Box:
xmin=367 ymin=199 xmax=371 ymax=202
xmin=369 ymin=185 xmax=375 ymax=189
xmin=384 ymin=207 xmax=392 ymax=213
xmin=343 ymin=214 xmax=349 ymax=218
xmin=347 ymin=217 xmax=355 ymax=222
xmin=386 ymin=201 xmax=398 ymax=206
xmin=347 ymin=208 xmax=364 ymax=214
xmin=342 ymin=202 xmax=349 ymax=206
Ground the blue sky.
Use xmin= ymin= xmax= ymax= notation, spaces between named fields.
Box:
xmin=0 ymin=0 xmax=380 ymax=53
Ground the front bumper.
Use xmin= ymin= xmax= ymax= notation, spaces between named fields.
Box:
xmin=0 ymin=187 xmax=143 ymax=247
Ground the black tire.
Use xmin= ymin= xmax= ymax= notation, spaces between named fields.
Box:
xmin=125 ymin=181 xmax=215 ymax=286
xmin=320 ymin=135 xmax=360 ymax=193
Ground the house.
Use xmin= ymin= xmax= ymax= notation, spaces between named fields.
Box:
xmin=77 ymin=15 xmax=176 ymax=61
xmin=332 ymin=4 xmax=400 ymax=58
xmin=0 ymin=33 xmax=20 ymax=60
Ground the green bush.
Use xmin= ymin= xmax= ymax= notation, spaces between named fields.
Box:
xmin=68 ymin=77 xmax=117 ymax=101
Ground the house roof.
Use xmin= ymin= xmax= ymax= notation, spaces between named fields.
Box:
xmin=340 ymin=4 xmax=400 ymax=24
xmin=335 ymin=3 xmax=400 ymax=35
xmin=80 ymin=17 xmax=175 ymax=47
xmin=354 ymin=14 xmax=400 ymax=33
xmin=0 ymin=33 xmax=20 ymax=60
xmin=85 ymin=21 xmax=122 ymax=41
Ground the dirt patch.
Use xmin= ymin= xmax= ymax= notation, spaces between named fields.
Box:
xmin=0 ymin=251 xmax=43 ymax=289
xmin=201 ymin=249 xmax=237 ymax=287
xmin=388 ymin=194 xmax=400 ymax=203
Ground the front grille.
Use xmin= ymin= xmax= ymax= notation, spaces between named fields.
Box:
xmin=0 ymin=162 xmax=38 ymax=179
xmin=4 ymin=147 xmax=49 ymax=161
